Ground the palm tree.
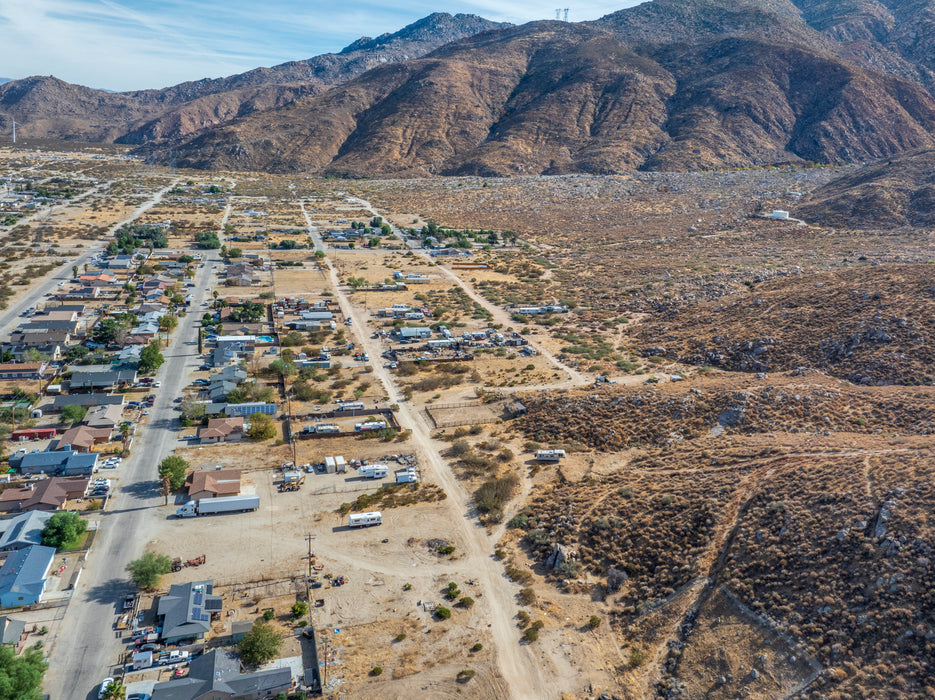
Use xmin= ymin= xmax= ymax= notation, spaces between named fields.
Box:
xmin=120 ymin=423 xmax=130 ymax=453
xmin=102 ymin=680 xmax=127 ymax=700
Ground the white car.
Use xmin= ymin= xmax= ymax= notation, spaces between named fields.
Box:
xmin=98 ymin=678 xmax=115 ymax=699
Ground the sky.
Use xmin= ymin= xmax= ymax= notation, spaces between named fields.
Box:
xmin=0 ymin=0 xmax=643 ymax=92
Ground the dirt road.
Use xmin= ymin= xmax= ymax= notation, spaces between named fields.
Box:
xmin=298 ymin=208 xmax=553 ymax=698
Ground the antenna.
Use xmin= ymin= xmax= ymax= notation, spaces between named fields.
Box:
xmin=555 ymin=8 xmax=561 ymax=19
xmin=10 ymin=117 xmax=15 ymax=144
xmin=564 ymin=8 xmax=569 ymax=21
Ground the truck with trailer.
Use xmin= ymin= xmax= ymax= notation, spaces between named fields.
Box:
xmin=176 ymin=494 xmax=260 ymax=518
xmin=348 ymin=511 xmax=382 ymax=528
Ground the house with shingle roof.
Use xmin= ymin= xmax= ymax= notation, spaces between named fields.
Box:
xmin=187 ymin=467 xmax=241 ymax=498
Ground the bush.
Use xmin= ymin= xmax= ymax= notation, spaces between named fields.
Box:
xmin=456 ymin=669 xmax=476 ymax=683
xmin=516 ymin=610 xmax=530 ymax=627
xmin=434 ymin=606 xmax=451 ymax=620
xmin=628 ymin=648 xmax=646 ymax=668
xmin=262 ymin=609 xmax=275 ymax=621
xmin=518 ymin=587 xmax=536 ymax=605
xmin=394 ymin=633 xmax=407 ymax=642
xmin=291 ymin=601 xmax=309 ymax=618
xmin=587 ymin=615 xmax=602 ymax=630
xmin=40 ymin=511 xmax=87 ymax=549
xmin=126 ymin=552 xmax=173 ymax=591
xmin=474 ymin=474 xmax=519 ymax=521
xmin=246 ymin=412 xmax=277 ymax=440
xmin=523 ymin=627 xmax=539 ymax=643
xmin=457 ymin=596 xmax=475 ymax=609
xmin=507 ymin=513 xmax=528 ymax=529
xmin=370 ymin=666 xmax=383 ymax=676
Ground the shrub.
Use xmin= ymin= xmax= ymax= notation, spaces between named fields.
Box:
xmin=456 ymin=669 xmax=476 ymax=683
xmin=523 ymin=627 xmax=539 ymax=643
xmin=126 ymin=552 xmax=173 ymax=591
xmin=394 ymin=633 xmax=407 ymax=642
xmin=435 ymin=606 xmax=451 ymax=620
xmin=370 ymin=666 xmax=383 ymax=676
xmin=291 ymin=601 xmax=309 ymax=618
xmin=587 ymin=615 xmax=602 ymax=630
xmin=470 ymin=642 xmax=483 ymax=652
xmin=457 ymin=596 xmax=474 ymax=609
xmin=437 ymin=544 xmax=455 ymax=555
xmin=629 ymin=648 xmax=646 ymax=668
xmin=507 ymin=513 xmax=528 ymax=529
xmin=516 ymin=610 xmax=530 ymax=628
xmin=518 ymin=587 xmax=536 ymax=605
xmin=262 ymin=609 xmax=275 ymax=621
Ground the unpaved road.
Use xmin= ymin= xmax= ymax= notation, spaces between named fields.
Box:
xmin=302 ymin=201 xmax=552 ymax=699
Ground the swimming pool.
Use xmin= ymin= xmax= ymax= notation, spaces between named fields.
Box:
xmin=258 ymin=335 xmax=276 ymax=343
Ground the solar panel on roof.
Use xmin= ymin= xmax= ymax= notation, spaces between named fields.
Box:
xmin=193 ymin=591 xmax=203 ymax=606
xmin=205 ymin=599 xmax=222 ymax=610
xmin=199 ymin=613 xmax=211 ymax=621
xmin=192 ymin=607 xmax=201 ymax=619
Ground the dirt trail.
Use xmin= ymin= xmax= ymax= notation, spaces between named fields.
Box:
xmin=345 ymin=195 xmax=587 ymax=388
xmin=301 ymin=203 xmax=553 ymax=698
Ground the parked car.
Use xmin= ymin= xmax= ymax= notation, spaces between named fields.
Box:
xmin=98 ymin=678 xmax=115 ymax=699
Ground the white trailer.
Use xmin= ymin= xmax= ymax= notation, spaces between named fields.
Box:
xmin=535 ymin=449 xmax=566 ymax=462
xmin=176 ymin=494 xmax=260 ymax=518
xmin=360 ymin=464 xmax=389 ymax=479
xmin=348 ymin=511 xmax=382 ymax=528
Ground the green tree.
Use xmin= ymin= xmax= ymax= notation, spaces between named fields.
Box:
xmin=101 ymin=679 xmax=127 ymax=700
xmin=268 ymin=359 xmax=296 ymax=377
xmin=71 ymin=265 xmax=78 ymax=279
xmin=314 ymin=250 xmax=325 ymax=259
xmin=228 ymin=247 xmax=243 ymax=258
xmin=22 ymin=348 xmax=45 ymax=363
xmin=239 ymin=619 xmax=282 ymax=666
xmin=246 ymin=412 xmax=277 ymax=440
xmin=0 ymin=644 xmax=48 ymax=700
xmin=158 ymin=315 xmax=178 ymax=333
xmin=40 ymin=511 xmax=88 ymax=549
xmin=61 ymin=404 xmax=87 ymax=426
xmin=291 ymin=601 xmax=309 ymax=618
xmin=158 ymin=456 xmax=189 ymax=491
xmin=368 ymin=237 xmax=381 ymax=248
xmin=65 ymin=345 xmax=90 ymax=362
xmin=126 ymin=551 xmax=173 ymax=591
xmin=139 ymin=340 xmax=165 ymax=373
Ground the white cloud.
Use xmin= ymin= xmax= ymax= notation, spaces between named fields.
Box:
xmin=0 ymin=0 xmax=645 ymax=90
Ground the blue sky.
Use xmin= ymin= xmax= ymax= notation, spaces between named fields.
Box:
xmin=0 ymin=0 xmax=642 ymax=91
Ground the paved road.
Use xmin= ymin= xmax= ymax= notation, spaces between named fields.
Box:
xmin=43 ymin=252 xmax=218 ymax=699
xmin=0 ymin=180 xmax=179 ymax=340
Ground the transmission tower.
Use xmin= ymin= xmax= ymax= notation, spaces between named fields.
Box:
xmin=555 ymin=8 xmax=561 ymax=19
xmin=564 ymin=8 xmax=569 ymax=21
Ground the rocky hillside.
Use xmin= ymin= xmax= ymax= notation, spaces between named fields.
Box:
xmin=797 ymin=149 xmax=935 ymax=227
xmin=155 ymin=12 xmax=935 ymax=175
xmin=0 ymin=13 xmax=506 ymax=144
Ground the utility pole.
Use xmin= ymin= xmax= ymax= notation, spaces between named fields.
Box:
xmin=11 ymin=118 xmax=15 ymax=144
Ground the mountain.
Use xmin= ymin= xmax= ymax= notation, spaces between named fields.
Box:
xmin=797 ymin=148 xmax=935 ymax=227
xmin=0 ymin=13 xmax=506 ymax=144
xmin=153 ymin=0 xmax=935 ymax=176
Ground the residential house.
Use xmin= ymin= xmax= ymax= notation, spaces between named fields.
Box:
xmin=157 ymin=581 xmax=222 ymax=644
xmin=150 ymin=648 xmax=291 ymax=700
xmin=187 ymin=467 xmax=241 ymax=497
xmin=103 ymin=255 xmax=137 ymax=270
xmin=0 ymin=616 xmax=28 ymax=650
xmin=49 ymin=394 xmax=124 ymax=412
xmin=68 ymin=368 xmax=136 ymax=392
xmin=56 ymin=425 xmax=111 ymax=452
xmin=14 ymin=450 xmax=98 ymax=478
xmin=223 ymin=402 xmax=277 ymax=418
xmin=84 ymin=404 xmax=124 ymax=429
xmin=0 ymin=545 xmax=55 ymax=607
xmin=57 ymin=286 xmax=100 ymax=300
xmin=208 ymin=381 xmax=237 ymax=402
xmin=0 ymin=511 xmax=54 ymax=551
xmin=196 ymin=418 xmax=244 ymax=445
xmin=213 ymin=335 xmax=256 ymax=366
xmin=212 ymin=366 xmax=247 ymax=383
xmin=0 ymin=363 xmax=48 ymax=380
xmin=399 ymin=327 xmax=432 ymax=340
xmin=78 ymin=273 xmax=118 ymax=286
xmin=17 ymin=320 xmax=79 ymax=335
